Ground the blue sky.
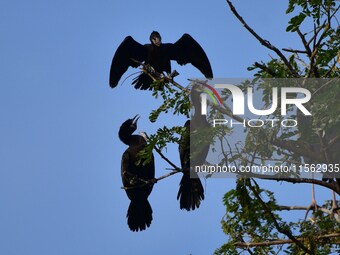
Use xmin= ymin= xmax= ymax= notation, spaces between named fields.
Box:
xmin=0 ymin=1 xmax=337 ymax=254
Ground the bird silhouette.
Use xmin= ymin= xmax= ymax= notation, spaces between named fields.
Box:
xmin=297 ymin=113 xmax=340 ymax=219
xmin=119 ymin=115 xmax=155 ymax=231
xmin=177 ymin=85 xmax=210 ymax=210
xmin=110 ymin=31 xmax=213 ymax=90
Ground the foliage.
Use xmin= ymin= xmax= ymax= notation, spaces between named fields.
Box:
xmin=149 ymin=80 xmax=189 ymax=123
xmin=136 ymin=0 xmax=340 ymax=254
xmin=217 ymin=0 xmax=340 ymax=254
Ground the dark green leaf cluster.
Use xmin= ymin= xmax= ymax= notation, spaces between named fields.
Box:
xmin=149 ymin=80 xmax=190 ymax=123
xmin=286 ymin=0 xmax=337 ymax=31
xmin=216 ymin=179 xmax=281 ymax=255
xmin=310 ymin=80 xmax=340 ymax=131
xmin=137 ymin=125 xmax=185 ymax=166
xmin=249 ymin=58 xmax=301 ymax=78
xmin=216 ymin=179 xmax=340 ymax=254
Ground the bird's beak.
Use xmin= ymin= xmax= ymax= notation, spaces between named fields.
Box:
xmin=132 ymin=114 xmax=140 ymax=125
xmin=152 ymin=37 xmax=161 ymax=46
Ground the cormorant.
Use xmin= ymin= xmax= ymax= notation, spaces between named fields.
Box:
xmin=110 ymin=31 xmax=213 ymax=90
xmin=119 ymin=115 xmax=155 ymax=231
xmin=297 ymin=114 xmax=340 ymax=218
xmin=177 ymin=85 xmax=210 ymax=210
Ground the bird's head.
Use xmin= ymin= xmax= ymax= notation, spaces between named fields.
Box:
xmin=190 ymin=84 xmax=204 ymax=106
xmin=150 ymin=31 xmax=161 ymax=47
xmin=119 ymin=114 xmax=140 ymax=141
xmin=127 ymin=114 xmax=140 ymax=131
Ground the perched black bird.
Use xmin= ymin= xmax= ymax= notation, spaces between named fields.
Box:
xmin=177 ymin=85 xmax=210 ymax=210
xmin=297 ymin=113 xmax=340 ymax=218
xmin=110 ymin=31 xmax=213 ymax=90
xmin=119 ymin=115 xmax=155 ymax=231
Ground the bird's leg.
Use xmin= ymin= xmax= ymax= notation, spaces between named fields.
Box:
xmin=145 ymin=64 xmax=156 ymax=75
xmin=131 ymin=59 xmax=162 ymax=82
xmin=305 ymin=174 xmax=318 ymax=222
xmin=150 ymin=178 xmax=158 ymax=185
xmin=123 ymin=170 xmax=148 ymax=186
xmin=169 ymin=70 xmax=179 ymax=80
xmin=332 ymin=190 xmax=338 ymax=210
xmin=331 ymin=190 xmax=340 ymax=222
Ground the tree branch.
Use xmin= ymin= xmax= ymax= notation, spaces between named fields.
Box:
xmin=296 ymin=28 xmax=312 ymax=57
xmin=131 ymin=58 xmax=190 ymax=93
xmin=277 ymin=205 xmax=340 ymax=221
xmin=121 ymin=169 xmax=180 ymax=190
xmin=259 ymin=177 xmax=339 ymax=195
xmin=153 ymin=139 xmax=181 ymax=171
xmin=282 ymin=48 xmax=308 ymax=54
xmin=226 ymin=0 xmax=300 ymax=77
xmin=248 ymin=179 xmax=312 ymax=254
xmin=305 ymin=22 xmax=326 ymax=49
xmin=270 ymin=138 xmax=324 ymax=162
xmin=235 ymin=233 xmax=340 ymax=248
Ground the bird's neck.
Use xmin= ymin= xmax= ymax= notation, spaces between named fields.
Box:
xmin=192 ymin=104 xmax=209 ymax=127
xmin=151 ymin=44 xmax=161 ymax=52
xmin=119 ymin=128 xmax=134 ymax=145
xmin=119 ymin=130 xmax=147 ymax=147
xmin=192 ymin=100 xmax=203 ymax=118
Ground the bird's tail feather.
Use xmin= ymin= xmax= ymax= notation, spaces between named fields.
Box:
xmin=177 ymin=173 xmax=205 ymax=211
xmin=132 ymin=73 xmax=153 ymax=90
xmin=127 ymin=199 xmax=153 ymax=232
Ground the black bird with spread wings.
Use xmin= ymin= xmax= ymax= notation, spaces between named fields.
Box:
xmin=110 ymin=31 xmax=213 ymax=90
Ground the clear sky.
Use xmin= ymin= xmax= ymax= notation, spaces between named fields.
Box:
xmin=0 ymin=1 xmax=336 ymax=254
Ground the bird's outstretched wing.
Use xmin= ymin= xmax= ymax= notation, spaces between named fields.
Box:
xmin=109 ymin=36 xmax=146 ymax=88
xmin=169 ymin=34 xmax=213 ymax=78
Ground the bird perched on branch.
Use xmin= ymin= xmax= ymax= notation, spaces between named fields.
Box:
xmin=110 ymin=31 xmax=213 ymax=90
xmin=119 ymin=115 xmax=155 ymax=231
xmin=297 ymin=113 xmax=340 ymax=220
xmin=177 ymin=85 xmax=211 ymax=210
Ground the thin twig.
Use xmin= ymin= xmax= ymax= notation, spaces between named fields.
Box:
xmin=322 ymin=60 xmax=338 ymax=77
xmin=311 ymin=78 xmax=338 ymax=98
xmin=282 ymin=48 xmax=308 ymax=54
xmin=296 ymin=28 xmax=312 ymax=56
xmin=141 ymin=131 xmax=181 ymax=171
xmin=306 ymin=21 xmax=326 ymax=47
xmin=254 ymin=62 xmax=277 ymax=77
